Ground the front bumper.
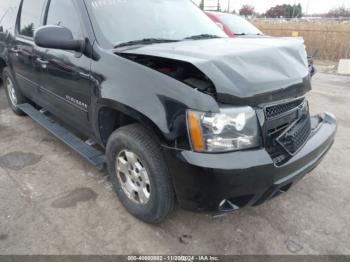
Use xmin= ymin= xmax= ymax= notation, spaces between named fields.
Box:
xmin=163 ymin=113 xmax=337 ymax=214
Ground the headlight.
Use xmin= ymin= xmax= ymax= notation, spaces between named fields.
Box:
xmin=187 ymin=107 xmax=260 ymax=152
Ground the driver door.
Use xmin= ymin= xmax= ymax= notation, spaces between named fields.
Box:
xmin=35 ymin=0 xmax=92 ymax=131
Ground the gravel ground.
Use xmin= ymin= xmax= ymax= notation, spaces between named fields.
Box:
xmin=0 ymin=73 xmax=349 ymax=255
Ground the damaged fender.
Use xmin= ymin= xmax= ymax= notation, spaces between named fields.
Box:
xmin=90 ymin=44 xmax=220 ymax=144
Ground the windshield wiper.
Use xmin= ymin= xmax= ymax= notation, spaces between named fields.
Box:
xmin=235 ymin=33 xmax=263 ymax=36
xmin=114 ymin=38 xmax=179 ymax=49
xmin=184 ymin=34 xmax=222 ymax=40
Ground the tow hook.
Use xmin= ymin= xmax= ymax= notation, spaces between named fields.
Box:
xmin=213 ymin=199 xmax=240 ymax=218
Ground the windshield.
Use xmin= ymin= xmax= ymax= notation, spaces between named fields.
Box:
xmin=87 ymin=0 xmax=227 ymax=46
xmin=217 ymin=14 xmax=263 ymax=36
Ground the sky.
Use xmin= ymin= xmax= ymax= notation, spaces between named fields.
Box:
xmin=193 ymin=0 xmax=350 ymax=14
xmin=0 ymin=0 xmax=19 ymax=20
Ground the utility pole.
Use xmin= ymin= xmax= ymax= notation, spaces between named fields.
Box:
xmin=217 ymin=0 xmax=220 ymax=11
xmin=200 ymin=0 xmax=204 ymax=10
xmin=227 ymin=0 xmax=231 ymax=13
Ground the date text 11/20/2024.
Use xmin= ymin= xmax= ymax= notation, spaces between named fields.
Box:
xmin=127 ymin=256 xmax=220 ymax=261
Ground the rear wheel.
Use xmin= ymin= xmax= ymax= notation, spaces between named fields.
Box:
xmin=3 ymin=68 xmax=27 ymax=116
xmin=106 ymin=124 xmax=175 ymax=224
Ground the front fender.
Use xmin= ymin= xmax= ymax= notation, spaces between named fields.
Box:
xmin=91 ymin=46 xmax=220 ymax=142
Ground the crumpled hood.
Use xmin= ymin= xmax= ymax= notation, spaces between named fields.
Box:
xmin=122 ymin=37 xmax=310 ymax=105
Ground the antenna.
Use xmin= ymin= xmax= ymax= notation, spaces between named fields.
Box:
xmin=0 ymin=7 xmax=10 ymax=23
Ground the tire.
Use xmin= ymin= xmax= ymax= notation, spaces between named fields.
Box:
xmin=106 ymin=124 xmax=175 ymax=224
xmin=3 ymin=67 xmax=27 ymax=116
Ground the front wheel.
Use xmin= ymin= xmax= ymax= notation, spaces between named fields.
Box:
xmin=106 ymin=124 xmax=175 ymax=224
xmin=3 ymin=68 xmax=28 ymax=116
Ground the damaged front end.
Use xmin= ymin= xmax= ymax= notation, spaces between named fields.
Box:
xmin=114 ymin=37 xmax=328 ymax=166
xmin=108 ymin=38 xmax=337 ymax=215
xmin=115 ymin=37 xmax=319 ymax=164
xmin=112 ymin=37 xmax=337 ymax=213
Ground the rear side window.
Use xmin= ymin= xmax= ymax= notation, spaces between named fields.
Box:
xmin=19 ymin=0 xmax=45 ymax=38
xmin=46 ymin=0 xmax=83 ymax=38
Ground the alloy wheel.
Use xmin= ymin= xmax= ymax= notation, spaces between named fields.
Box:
xmin=116 ymin=150 xmax=151 ymax=205
xmin=6 ymin=77 xmax=18 ymax=106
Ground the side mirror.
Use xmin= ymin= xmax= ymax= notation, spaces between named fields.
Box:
xmin=34 ymin=25 xmax=84 ymax=52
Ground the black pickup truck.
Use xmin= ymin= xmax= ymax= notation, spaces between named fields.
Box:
xmin=0 ymin=0 xmax=336 ymax=224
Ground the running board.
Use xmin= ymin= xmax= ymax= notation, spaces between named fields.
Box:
xmin=17 ymin=103 xmax=106 ymax=170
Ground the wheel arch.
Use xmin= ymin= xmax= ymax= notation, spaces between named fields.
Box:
xmin=0 ymin=57 xmax=7 ymax=78
xmin=95 ymin=99 xmax=171 ymax=147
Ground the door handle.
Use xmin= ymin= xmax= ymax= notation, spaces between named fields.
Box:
xmin=36 ymin=58 xmax=49 ymax=68
xmin=36 ymin=58 xmax=49 ymax=64
xmin=10 ymin=48 xmax=20 ymax=56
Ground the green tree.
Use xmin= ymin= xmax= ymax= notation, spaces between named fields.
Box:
xmin=265 ymin=3 xmax=302 ymax=18
xmin=20 ymin=23 xmax=34 ymax=37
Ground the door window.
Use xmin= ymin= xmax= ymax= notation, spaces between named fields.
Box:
xmin=19 ymin=0 xmax=45 ymax=38
xmin=46 ymin=0 xmax=83 ymax=38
